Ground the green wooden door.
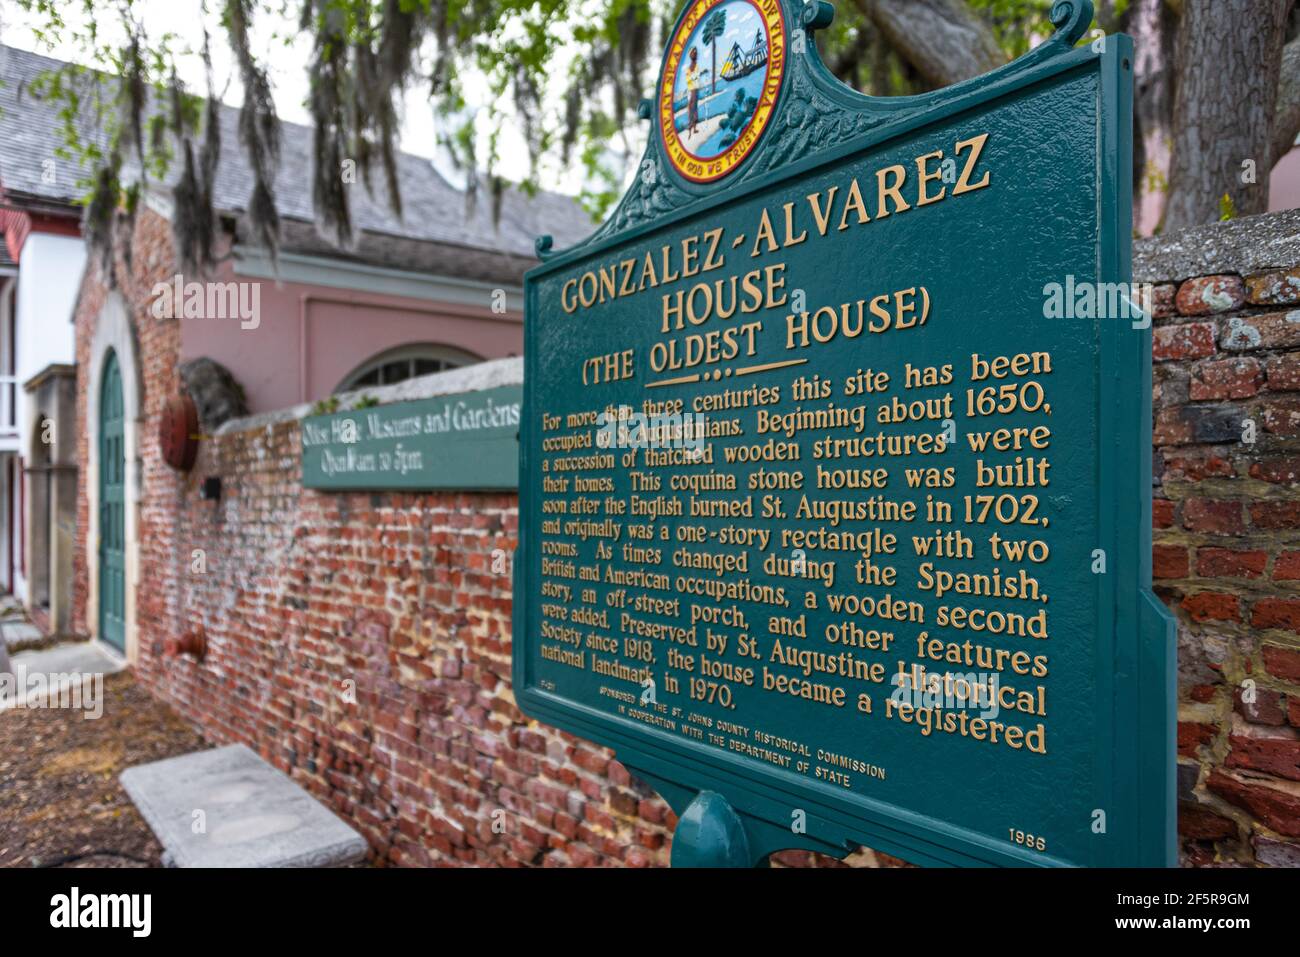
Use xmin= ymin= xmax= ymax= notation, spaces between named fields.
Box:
xmin=99 ymin=351 xmax=126 ymax=652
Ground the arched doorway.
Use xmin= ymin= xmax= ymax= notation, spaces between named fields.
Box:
xmin=98 ymin=350 xmax=126 ymax=652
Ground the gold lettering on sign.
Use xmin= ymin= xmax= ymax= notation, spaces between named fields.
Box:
xmin=556 ymin=133 xmax=996 ymax=319
xmin=537 ymin=129 xmax=1061 ymax=810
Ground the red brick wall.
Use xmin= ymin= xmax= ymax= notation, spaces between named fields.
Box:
xmin=67 ymin=210 xmax=716 ymax=867
xmin=72 ymin=209 xmax=185 ymax=640
xmin=71 ymin=209 xmax=1300 ymax=867
xmin=1147 ymin=246 xmax=1300 ymax=867
xmin=129 ymin=418 xmax=906 ymax=868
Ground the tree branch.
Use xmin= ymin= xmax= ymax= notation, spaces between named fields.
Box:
xmin=851 ymin=0 xmax=1005 ymax=90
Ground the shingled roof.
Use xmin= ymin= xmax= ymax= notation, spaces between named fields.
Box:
xmin=0 ymin=43 xmax=595 ymax=279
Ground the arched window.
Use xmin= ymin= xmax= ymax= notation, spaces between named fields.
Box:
xmin=336 ymin=344 xmax=482 ymax=393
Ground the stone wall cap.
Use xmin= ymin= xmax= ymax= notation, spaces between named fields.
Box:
xmin=1134 ymin=209 xmax=1300 ymax=284
xmin=215 ymin=355 xmax=524 ymax=435
xmin=23 ymin=363 xmax=77 ymax=393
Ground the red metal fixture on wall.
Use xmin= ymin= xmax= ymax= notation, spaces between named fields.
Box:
xmin=164 ymin=624 xmax=206 ymax=662
xmin=159 ymin=393 xmax=199 ymax=471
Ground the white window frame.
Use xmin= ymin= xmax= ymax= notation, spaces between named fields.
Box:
xmin=335 ymin=343 xmax=482 ymax=393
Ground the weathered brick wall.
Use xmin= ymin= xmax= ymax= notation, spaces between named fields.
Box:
xmin=149 ymin=418 xmax=578 ymax=866
xmin=72 ymin=209 xmax=185 ymax=640
xmin=1140 ymin=210 xmax=1300 ymax=867
xmin=72 ymin=208 xmax=1300 ymax=867
xmin=116 ymin=410 xmax=899 ymax=867
xmin=69 ymin=211 xmax=891 ymax=867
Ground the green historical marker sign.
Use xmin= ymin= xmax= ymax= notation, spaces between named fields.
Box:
xmin=515 ymin=0 xmax=1175 ymax=867
xmin=302 ymin=385 xmax=521 ymax=490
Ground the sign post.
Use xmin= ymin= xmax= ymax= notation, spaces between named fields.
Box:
xmin=515 ymin=0 xmax=1175 ymax=867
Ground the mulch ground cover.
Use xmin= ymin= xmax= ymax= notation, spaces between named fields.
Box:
xmin=0 ymin=671 xmax=208 ymax=868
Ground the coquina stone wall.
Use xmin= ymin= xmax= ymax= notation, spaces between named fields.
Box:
xmin=1140 ymin=209 xmax=1300 ymax=867
xmin=71 ymin=208 xmax=1300 ymax=866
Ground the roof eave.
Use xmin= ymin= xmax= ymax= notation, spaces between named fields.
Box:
xmin=0 ymin=189 xmax=82 ymax=221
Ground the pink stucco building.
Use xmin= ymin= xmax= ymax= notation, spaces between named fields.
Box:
xmin=156 ymin=77 xmax=594 ymax=414
xmin=1269 ymin=145 xmax=1300 ymax=218
xmin=0 ymin=42 xmax=594 ymax=646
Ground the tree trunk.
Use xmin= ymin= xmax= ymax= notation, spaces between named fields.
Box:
xmin=1130 ymin=0 xmax=1177 ymax=235
xmin=1164 ymin=0 xmax=1293 ymax=231
xmin=853 ymin=0 xmax=1005 ymax=89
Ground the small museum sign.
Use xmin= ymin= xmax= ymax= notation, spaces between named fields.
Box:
xmin=302 ymin=385 xmax=521 ymax=491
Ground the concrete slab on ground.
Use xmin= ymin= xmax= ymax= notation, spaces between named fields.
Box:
xmin=2 ymin=620 xmax=46 ymax=654
xmin=0 ymin=641 xmax=125 ymax=710
xmin=120 ymin=743 xmax=368 ymax=867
